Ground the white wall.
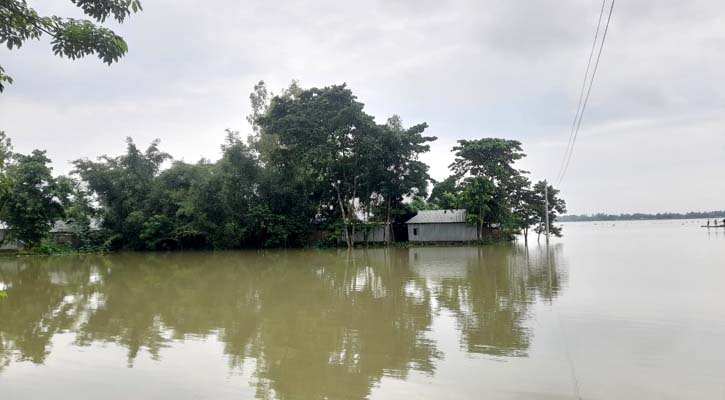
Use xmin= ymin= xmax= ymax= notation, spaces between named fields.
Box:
xmin=407 ymin=223 xmax=478 ymax=242
xmin=352 ymin=225 xmax=390 ymax=243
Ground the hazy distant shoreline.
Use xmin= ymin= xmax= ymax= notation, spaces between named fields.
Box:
xmin=560 ymin=211 xmax=725 ymax=222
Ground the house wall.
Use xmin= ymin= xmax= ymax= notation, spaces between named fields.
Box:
xmin=0 ymin=229 xmax=24 ymax=251
xmin=407 ymin=223 xmax=478 ymax=242
xmin=51 ymin=232 xmax=80 ymax=248
xmin=352 ymin=225 xmax=390 ymax=243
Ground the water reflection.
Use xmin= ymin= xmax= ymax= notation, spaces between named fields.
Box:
xmin=411 ymin=246 xmax=565 ymax=357
xmin=0 ymin=245 xmax=565 ymax=398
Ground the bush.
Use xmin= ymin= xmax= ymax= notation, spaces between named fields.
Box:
xmin=24 ymin=240 xmax=74 ymax=255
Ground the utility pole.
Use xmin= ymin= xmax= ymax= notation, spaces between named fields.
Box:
xmin=544 ymin=180 xmax=550 ymax=243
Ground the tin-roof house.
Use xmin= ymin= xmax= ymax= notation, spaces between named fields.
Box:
xmin=406 ymin=209 xmax=478 ymax=242
xmin=50 ymin=219 xmax=83 ymax=248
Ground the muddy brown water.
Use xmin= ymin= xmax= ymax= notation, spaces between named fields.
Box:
xmin=1 ymin=219 xmax=724 ymax=399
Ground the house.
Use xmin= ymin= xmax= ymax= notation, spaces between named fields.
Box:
xmin=0 ymin=229 xmax=24 ymax=251
xmin=406 ymin=209 xmax=478 ymax=242
xmin=352 ymin=223 xmax=389 ymax=243
xmin=50 ymin=220 xmax=82 ymax=248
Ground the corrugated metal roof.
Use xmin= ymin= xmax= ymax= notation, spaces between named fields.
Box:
xmin=406 ymin=209 xmax=468 ymax=224
xmin=50 ymin=220 xmax=76 ymax=233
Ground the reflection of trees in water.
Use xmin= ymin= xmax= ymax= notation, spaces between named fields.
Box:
xmin=411 ymin=244 xmax=565 ymax=358
xmin=0 ymin=258 xmax=96 ymax=369
xmin=0 ymin=246 xmax=565 ymax=396
xmin=0 ymin=249 xmax=441 ymax=399
xmin=246 ymin=250 xmax=440 ymax=400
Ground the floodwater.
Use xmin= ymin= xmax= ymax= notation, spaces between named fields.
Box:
xmin=1 ymin=220 xmax=724 ymax=399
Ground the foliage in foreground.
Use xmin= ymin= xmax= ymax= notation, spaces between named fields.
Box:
xmin=0 ymin=0 xmax=142 ymax=92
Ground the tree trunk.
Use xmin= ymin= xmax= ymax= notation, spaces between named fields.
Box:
xmin=350 ymin=177 xmax=357 ymax=248
xmin=385 ymin=196 xmax=392 ymax=245
xmin=334 ymin=184 xmax=352 ymax=249
xmin=478 ymin=205 xmax=484 ymax=240
xmin=351 ymin=221 xmax=356 ymax=248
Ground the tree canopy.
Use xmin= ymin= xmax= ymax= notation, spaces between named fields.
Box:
xmin=427 ymin=138 xmax=566 ymax=241
xmin=256 ymin=83 xmax=436 ymax=247
xmin=0 ymin=137 xmax=66 ymax=248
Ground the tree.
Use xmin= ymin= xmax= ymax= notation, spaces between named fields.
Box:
xmin=409 ymin=196 xmax=438 ymax=212
xmin=531 ymin=181 xmax=567 ymax=242
xmin=448 ymin=138 xmax=531 ymax=233
xmin=73 ymin=137 xmax=170 ymax=249
xmin=0 ymin=132 xmax=14 ymax=214
xmin=428 ymin=176 xmax=459 ymax=209
xmin=246 ymin=80 xmax=269 ymax=136
xmin=257 ymin=83 xmax=380 ymax=248
xmin=1 ymin=150 xmax=64 ymax=247
xmin=0 ymin=0 xmax=142 ymax=92
xmin=54 ymin=175 xmax=98 ymax=246
xmin=450 ymin=138 xmax=527 ymax=184
xmin=512 ymin=183 xmax=539 ymax=245
xmin=369 ymin=115 xmax=436 ymax=243
xmin=147 ymin=159 xmax=215 ymax=249
xmin=456 ymin=176 xmax=496 ymax=239
xmin=214 ymin=130 xmax=261 ymax=248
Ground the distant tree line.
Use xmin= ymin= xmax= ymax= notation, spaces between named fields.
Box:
xmin=559 ymin=211 xmax=725 ymax=222
xmin=0 ymin=82 xmax=565 ymax=250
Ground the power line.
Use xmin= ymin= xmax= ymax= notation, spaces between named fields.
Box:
xmin=556 ymin=0 xmax=616 ymax=188
xmin=554 ymin=0 xmax=607 ymax=186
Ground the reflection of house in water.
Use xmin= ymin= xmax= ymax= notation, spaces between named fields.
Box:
xmin=407 ymin=245 xmax=566 ymax=357
xmin=408 ymin=247 xmax=479 ymax=279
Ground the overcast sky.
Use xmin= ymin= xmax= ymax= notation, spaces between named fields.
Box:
xmin=1 ymin=0 xmax=724 ymax=214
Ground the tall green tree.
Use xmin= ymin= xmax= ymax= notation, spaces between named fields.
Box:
xmin=448 ymin=138 xmax=531 ymax=232
xmin=257 ymin=83 xmax=380 ymax=248
xmin=1 ymin=150 xmax=64 ymax=247
xmin=0 ymin=132 xmax=14 ymax=213
xmin=368 ymin=115 xmax=435 ymax=242
xmin=213 ymin=130 xmax=261 ymax=248
xmin=0 ymin=0 xmax=142 ymax=92
xmin=73 ymin=137 xmax=170 ymax=249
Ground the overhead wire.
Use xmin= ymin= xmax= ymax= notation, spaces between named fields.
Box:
xmin=554 ymin=0 xmax=607 ymax=186
xmin=556 ymin=0 xmax=616 ymax=188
